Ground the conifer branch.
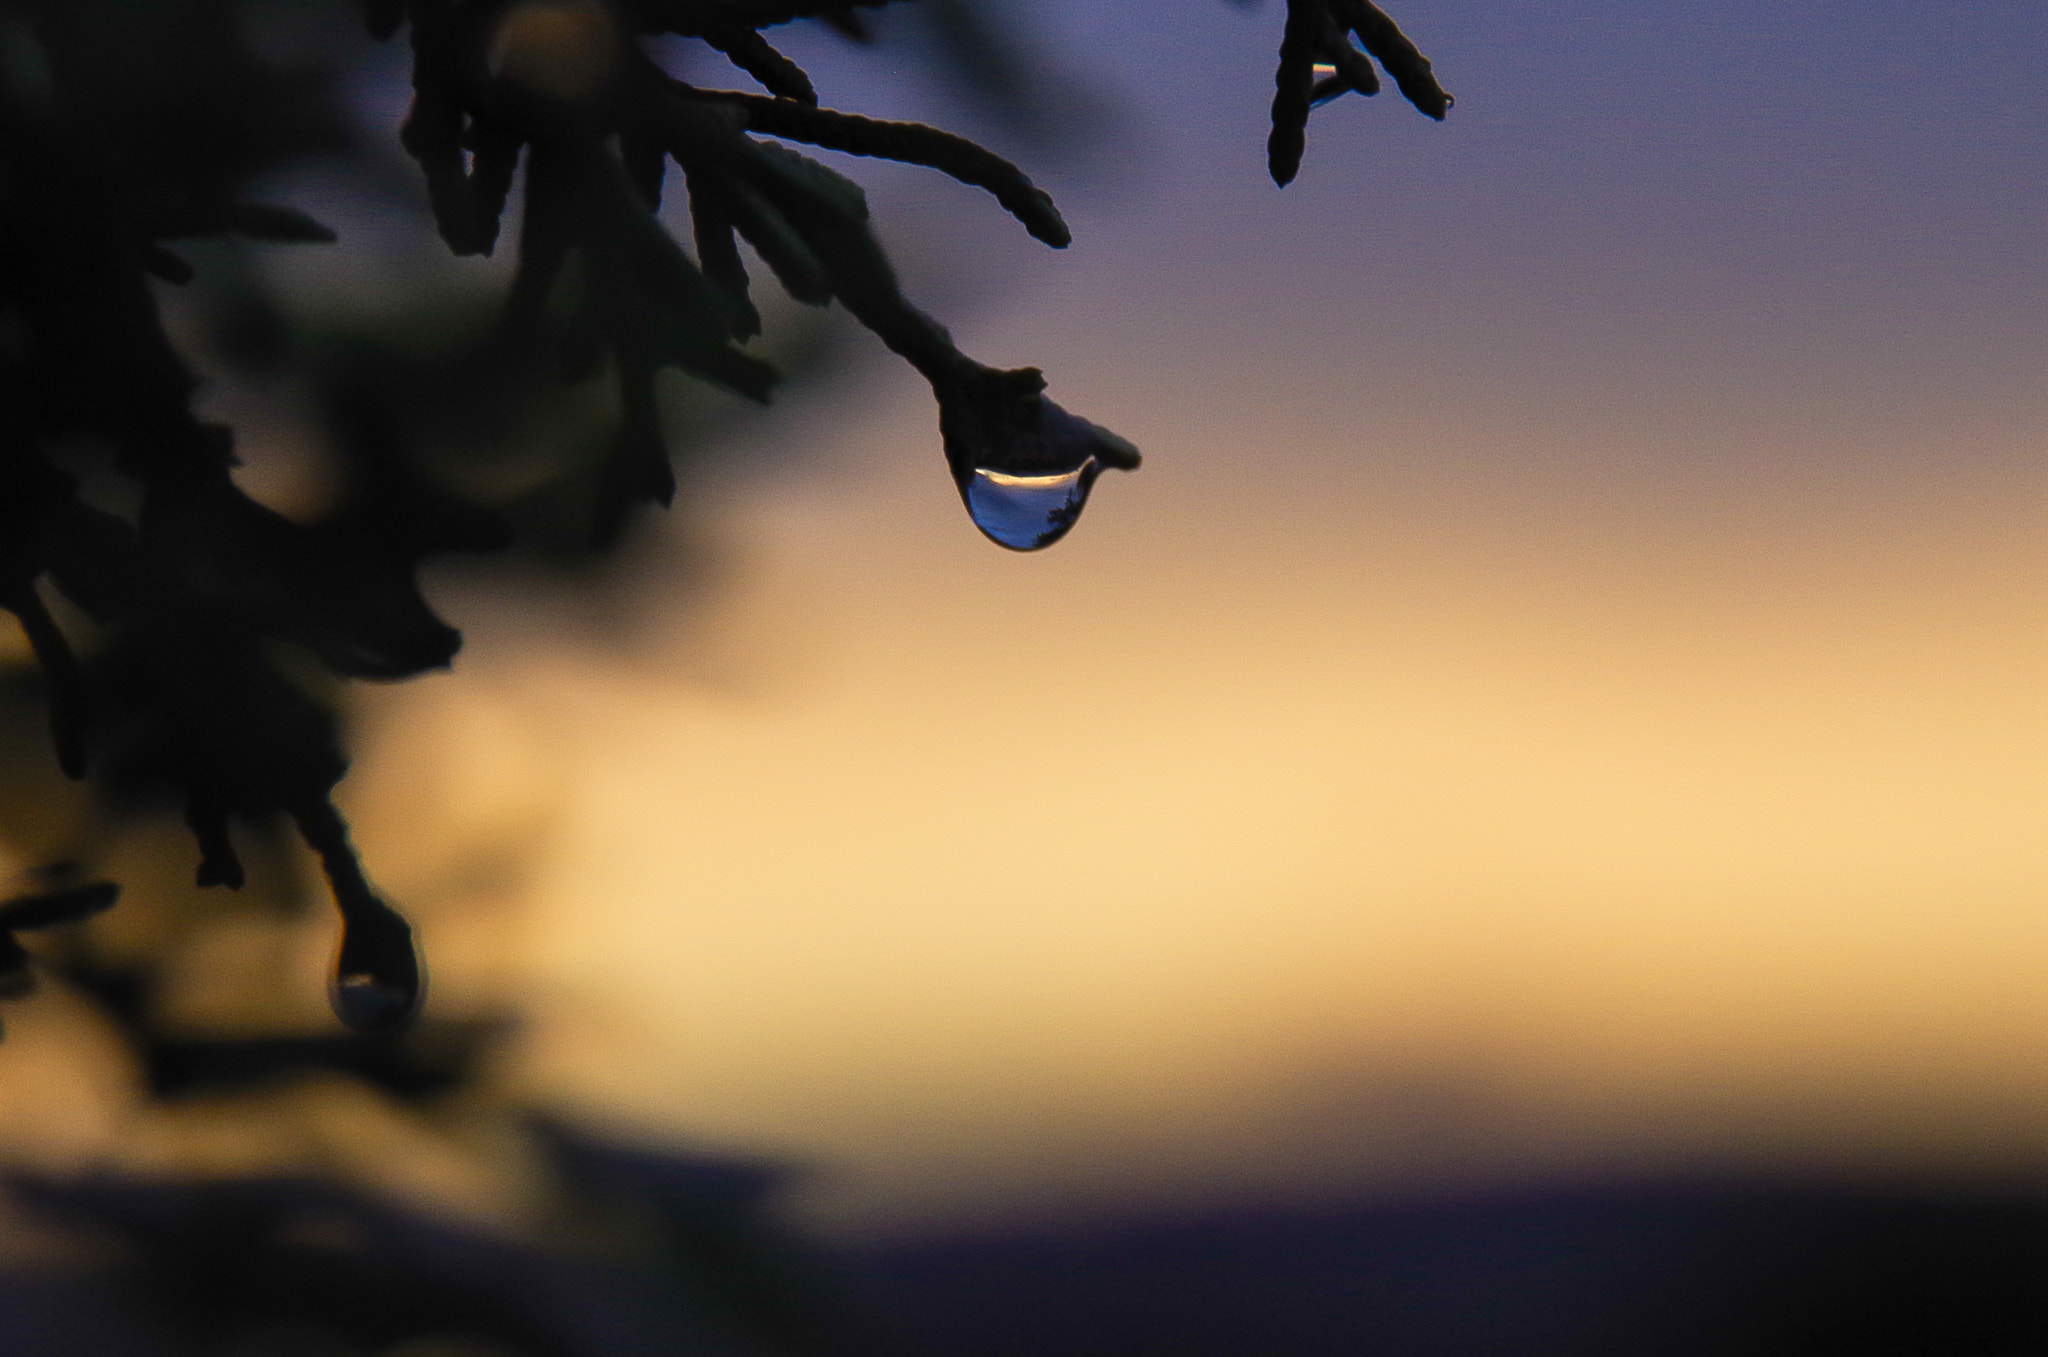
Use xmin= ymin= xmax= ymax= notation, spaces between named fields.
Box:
xmin=1269 ymin=0 xmax=1323 ymax=186
xmin=702 ymin=26 xmax=818 ymax=104
xmin=0 ymin=0 xmax=1448 ymax=1037
xmin=1269 ymin=0 xmax=1449 ymax=184
xmin=1338 ymin=0 xmax=1452 ymax=118
xmin=684 ymin=167 xmax=762 ymax=338
xmin=1 ymin=585 xmax=89 ymax=779
xmin=714 ymin=90 xmax=1071 ymax=247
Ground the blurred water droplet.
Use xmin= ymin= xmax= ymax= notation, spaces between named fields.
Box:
xmin=332 ymin=973 xmax=413 ymax=1032
xmin=329 ymin=901 xmax=422 ymax=1033
xmin=965 ymin=458 xmax=1102 ymax=551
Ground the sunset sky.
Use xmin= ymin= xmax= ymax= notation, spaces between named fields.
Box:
xmin=9 ymin=0 xmax=2043 ymax=1242
xmin=332 ymin=0 xmax=2048 ymax=1236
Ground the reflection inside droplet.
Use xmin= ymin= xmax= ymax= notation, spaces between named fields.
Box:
xmin=965 ymin=457 xmax=1102 ymax=551
xmin=332 ymin=972 xmax=414 ymax=1032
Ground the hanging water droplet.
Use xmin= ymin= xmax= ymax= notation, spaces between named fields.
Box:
xmin=964 ymin=459 xmax=1103 ymax=551
xmin=329 ymin=898 xmax=423 ymax=1034
xmin=943 ymin=378 xmax=1139 ymax=552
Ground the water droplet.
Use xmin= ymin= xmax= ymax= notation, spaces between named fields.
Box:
xmin=329 ymin=900 xmax=423 ymax=1034
xmin=944 ymin=385 xmax=1138 ymax=552
xmin=964 ymin=459 xmax=1102 ymax=551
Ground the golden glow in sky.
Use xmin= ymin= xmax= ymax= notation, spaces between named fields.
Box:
xmin=337 ymin=379 xmax=2048 ymax=1232
xmin=3 ymin=0 xmax=2043 ymax=1242
xmin=325 ymin=0 xmax=2048 ymax=1231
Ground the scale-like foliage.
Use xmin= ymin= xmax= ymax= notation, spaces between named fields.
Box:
xmin=0 ymin=0 xmax=1448 ymax=1035
xmin=1269 ymin=0 xmax=1450 ymax=185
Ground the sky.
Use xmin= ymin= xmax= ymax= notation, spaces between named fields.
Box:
xmin=367 ymin=0 xmax=2048 ymax=1236
xmin=7 ymin=0 xmax=2047 ymax=1241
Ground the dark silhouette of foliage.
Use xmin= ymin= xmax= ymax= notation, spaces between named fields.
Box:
xmin=0 ymin=0 xmax=1449 ymax=1034
xmin=4 ymin=918 xmax=857 ymax=1355
xmin=0 ymin=868 xmax=119 ymax=999
xmin=1266 ymin=0 xmax=1448 ymax=185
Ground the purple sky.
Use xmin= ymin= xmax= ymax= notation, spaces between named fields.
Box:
xmin=752 ymin=0 xmax=2047 ymax=516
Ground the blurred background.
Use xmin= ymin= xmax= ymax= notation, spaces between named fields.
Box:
xmin=5 ymin=0 xmax=2048 ymax=1351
